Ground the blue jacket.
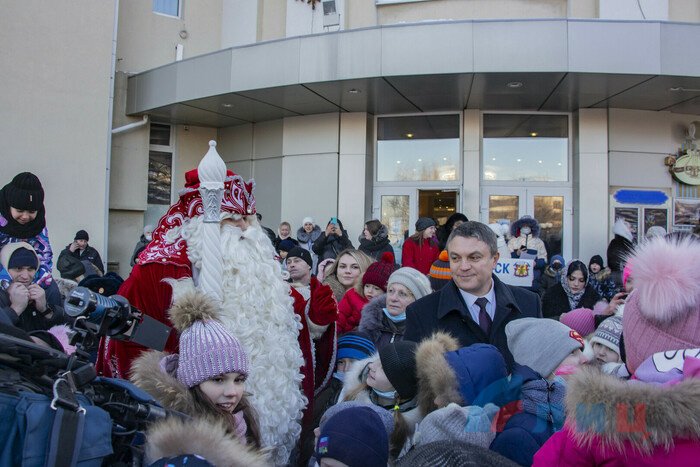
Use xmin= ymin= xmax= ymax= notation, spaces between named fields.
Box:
xmin=404 ymin=275 xmax=541 ymax=370
xmin=490 ymin=364 xmax=563 ymax=466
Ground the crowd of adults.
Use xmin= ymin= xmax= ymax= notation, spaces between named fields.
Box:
xmin=1 ymin=169 xmax=699 ymax=467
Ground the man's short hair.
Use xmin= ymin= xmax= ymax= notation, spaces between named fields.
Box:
xmin=447 ymin=221 xmax=498 ymax=256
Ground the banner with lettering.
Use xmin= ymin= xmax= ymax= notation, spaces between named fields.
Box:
xmin=494 ymin=258 xmax=534 ymax=287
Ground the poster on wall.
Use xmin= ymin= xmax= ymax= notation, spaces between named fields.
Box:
xmin=673 ymin=198 xmax=700 ymax=226
xmin=643 ymin=208 xmax=668 ymax=234
xmin=614 ymin=207 xmax=639 ymax=244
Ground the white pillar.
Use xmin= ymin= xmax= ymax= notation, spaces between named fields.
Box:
xmin=197 ymin=140 xmax=227 ymax=302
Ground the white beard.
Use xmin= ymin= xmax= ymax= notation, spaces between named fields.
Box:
xmin=181 ymin=216 xmax=306 ymax=465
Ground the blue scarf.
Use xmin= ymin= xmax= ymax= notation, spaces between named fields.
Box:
xmin=382 ymin=308 xmax=406 ymax=323
xmin=520 ymin=377 xmax=566 ymax=431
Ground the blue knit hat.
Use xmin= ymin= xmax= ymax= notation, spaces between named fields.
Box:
xmin=316 ymin=406 xmax=389 ymax=467
xmin=337 ymin=332 xmax=376 ymax=361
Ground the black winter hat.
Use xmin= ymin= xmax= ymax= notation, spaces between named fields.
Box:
xmin=286 ymin=246 xmax=313 ymax=269
xmin=74 ymin=230 xmax=89 ymax=241
xmin=3 ymin=172 xmax=44 ymax=211
xmin=589 ymin=255 xmax=604 ymax=269
xmin=378 ymin=340 xmax=418 ymax=400
xmin=415 ymin=217 xmax=436 ymax=232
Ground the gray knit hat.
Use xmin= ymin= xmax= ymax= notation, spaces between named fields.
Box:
xmin=590 ymin=315 xmax=623 ymax=356
xmin=415 ymin=217 xmax=436 ymax=232
xmin=387 ymin=267 xmax=432 ymax=300
xmin=506 ymin=318 xmax=584 ymax=378
xmin=414 ymin=403 xmax=499 ymax=448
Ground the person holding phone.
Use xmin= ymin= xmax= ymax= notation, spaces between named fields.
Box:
xmin=312 ymin=217 xmax=353 ymax=262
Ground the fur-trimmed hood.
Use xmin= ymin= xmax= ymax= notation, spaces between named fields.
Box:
xmin=416 ymin=333 xmax=509 ymax=416
xmin=146 ymin=416 xmax=270 ymax=466
xmin=564 ymin=365 xmax=700 ymax=453
xmin=130 ymin=350 xmax=196 ymax=415
xmin=358 ymin=295 xmax=397 ymax=344
xmin=510 ymin=216 xmax=541 ymax=238
xmin=296 ymin=225 xmax=322 ymax=244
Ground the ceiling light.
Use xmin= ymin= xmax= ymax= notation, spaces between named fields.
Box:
xmin=530 ymin=132 xmax=538 ymax=137
xmin=221 ymin=103 xmax=233 ymax=108
xmin=443 ymin=157 xmax=447 ymax=161
xmin=538 ymin=160 xmax=543 ymax=164
xmin=557 ymin=162 xmax=562 ymax=166
xmin=396 ymin=160 xmax=401 ymax=164
xmin=492 ymin=157 xmax=496 ymax=161
xmin=516 ymin=158 xmax=522 ymax=162
xmin=405 ymin=133 xmax=414 ymax=138
xmin=506 ymin=81 xmax=523 ymax=89
xmin=418 ymin=158 xmax=422 ymax=162
xmin=348 ymin=88 xmax=361 ymax=94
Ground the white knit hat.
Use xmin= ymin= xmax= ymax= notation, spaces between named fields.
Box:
xmin=388 ymin=267 xmax=432 ymax=300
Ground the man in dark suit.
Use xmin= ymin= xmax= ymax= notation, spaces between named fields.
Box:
xmin=404 ymin=221 xmax=541 ymax=369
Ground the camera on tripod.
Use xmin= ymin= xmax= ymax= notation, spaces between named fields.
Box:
xmin=63 ymin=287 xmax=172 ymax=353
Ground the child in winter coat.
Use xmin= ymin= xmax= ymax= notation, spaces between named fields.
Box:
xmin=534 ymin=235 xmax=700 ymax=466
xmin=131 ymin=284 xmax=263 ymax=453
xmin=412 ymin=333 xmax=510 ymax=450
xmin=0 ymin=173 xmax=54 ymax=287
xmin=402 ymin=217 xmax=439 ymax=274
xmin=342 ymin=340 xmax=422 ymax=460
xmin=490 ymin=318 xmax=588 ymax=466
xmin=337 ymin=252 xmax=396 ymax=333
xmin=589 ymin=315 xmax=628 ymax=377
xmin=587 ymin=254 xmax=618 ymax=301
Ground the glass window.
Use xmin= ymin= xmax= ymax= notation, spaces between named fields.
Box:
xmin=153 ymin=0 xmax=180 ymax=17
xmin=483 ymin=114 xmax=568 ymax=182
xmin=488 ymin=195 xmax=519 ymax=225
xmin=149 ymin=123 xmax=171 ymax=146
xmin=148 ymin=151 xmax=172 ymax=205
xmin=381 ymin=195 xmax=410 ymax=263
xmin=534 ymin=195 xmax=564 ymax=257
xmin=377 ymin=115 xmax=460 ymax=182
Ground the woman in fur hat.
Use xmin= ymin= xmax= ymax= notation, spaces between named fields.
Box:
xmin=342 ymin=340 xmax=422 ymax=460
xmin=131 ymin=284 xmax=265 ymax=460
xmin=534 ymin=234 xmax=700 ymax=466
xmin=0 ymin=172 xmax=54 ymax=287
xmin=358 ymin=267 xmax=432 ymax=349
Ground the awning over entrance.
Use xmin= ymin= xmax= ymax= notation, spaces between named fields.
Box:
xmin=126 ymin=19 xmax=700 ymax=127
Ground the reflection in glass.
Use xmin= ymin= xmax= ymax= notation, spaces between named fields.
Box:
xmin=377 ymin=115 xmax=460 ymax=182
xmin=534 ymin=196 xmax=563 ymax=257
xmin=419 ymin=190 xmax=458 ymax=226
xmin=483 ymin=114 xmax=568 ymax=182
xmin=381 ymin=195 xmax=409 ymax=263
xmin=489 ymin=195 xmax=519 ymax=225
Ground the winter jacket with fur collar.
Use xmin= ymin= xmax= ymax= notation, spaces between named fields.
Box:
xmin=131 ymin=351 xmax=269 ymax=465
xmin=533 ymin=363 xmax=700 ymax=466
xmin=358 ymin=295 xmax=406 ymax=349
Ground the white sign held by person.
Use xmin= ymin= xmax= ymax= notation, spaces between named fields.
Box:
xmin=494 ymin=258 xmax=534 ymax=287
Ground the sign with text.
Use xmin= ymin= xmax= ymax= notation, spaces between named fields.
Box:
xmin=494 ymin=258 xmax=534 ymax=287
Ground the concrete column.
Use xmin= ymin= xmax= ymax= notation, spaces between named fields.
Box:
xmin=575 ymin=108 xmax=609 ymax=262
xmin=463 ymin=109 xmax=481 ymax=221
xmin=338 ymin=113 xmax=369 ymax=243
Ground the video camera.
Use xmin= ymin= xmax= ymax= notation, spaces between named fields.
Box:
xmin=64 ymin=287 xmax=172 ymax=354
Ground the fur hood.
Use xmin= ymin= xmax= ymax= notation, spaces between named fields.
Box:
xmin=297 ymin=225 xmax=322 ymax=244
xmin=416 ymin=333 xmax=460 ymax=414
xmin=323 ymin=273 xmax=346 ymax=303
xmin=590 ymin=267 xmax=612 ymax=281
xmin=358 ymin=295 xmax=391 ymax=343
xmin=130 ymin=350 xmax=196 ymax=415
xmin=565 ymin=365 xmax=700 ymax=453
xmin=612 ymin=218 xmax=633 ymax=242
xmin=146 ymin=416 xmax=270 ymax=466
xmin=358 ymin=224 xmax=389 ymax=245
xmin=510 ymin=216 xmax=541 ymax=238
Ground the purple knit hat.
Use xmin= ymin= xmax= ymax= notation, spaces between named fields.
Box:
xmin=167 ymin=287 xmax=250 ymax=388
xmin=177 ymin=319 xmax=249 ymax=388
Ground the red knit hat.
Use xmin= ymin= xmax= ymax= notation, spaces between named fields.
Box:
xmin=623 ymin=235 xmax=700 ymax=373
xmin=362 ymin=252 xmax=397 ymax=292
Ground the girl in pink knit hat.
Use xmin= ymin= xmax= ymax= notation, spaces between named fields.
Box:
xmin=130 ymin=283 xmax=264 ymax=460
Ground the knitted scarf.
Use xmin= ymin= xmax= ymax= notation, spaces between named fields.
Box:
xmin=520 ymin=377 xmax=566 ymax=431
xmin=561 ymin=274 xmax=586 ymax=311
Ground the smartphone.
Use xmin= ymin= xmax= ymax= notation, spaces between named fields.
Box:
xmin=330 ymin=217 xmax=338 ymax=225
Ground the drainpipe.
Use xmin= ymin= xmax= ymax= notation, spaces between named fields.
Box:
xmin=112 ymin=115 xmax=149 ymax=134
xmin=103 ymin=0 xmax=120 ymax=269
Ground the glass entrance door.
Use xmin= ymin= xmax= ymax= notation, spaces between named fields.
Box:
xmin=480 ymin=187 xmax=571 ymax=260
xmin=373 ymin=187 xmax=460 ymax=263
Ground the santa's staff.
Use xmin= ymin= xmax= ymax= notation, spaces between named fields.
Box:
xmin=197 ymin=140 xmax=226 ymax=302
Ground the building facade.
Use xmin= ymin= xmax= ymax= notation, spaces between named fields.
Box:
xmin=3 ymin=0 xmax=700 ymax=278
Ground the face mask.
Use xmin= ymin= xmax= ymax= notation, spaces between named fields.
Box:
xmin=145 ymin=234 xmax=152 ymax=241
xmin=521 ymin=227 xmax=531 ymax=235
xmin=333 ymin=371 xmax=345 ymax=382
xmin=383 ymin=308 xmax=406 ymax=323
xmin=552 ymin=262 xmax=562 ymax=270
xmin=372 ymin=387 xmax=396 ymax=400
